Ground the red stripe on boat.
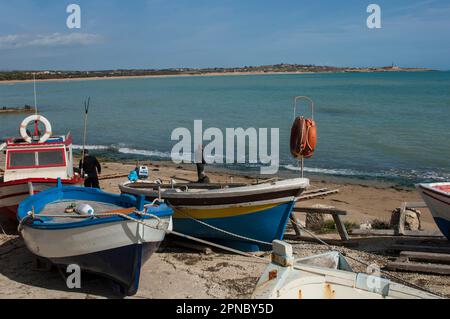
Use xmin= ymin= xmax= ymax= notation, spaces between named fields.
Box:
xmin=433 ymin=185 xmax=450 ymax=194
xmin=0 ymin=191 xmax=30 ymax=200
xmin=0 ymin=177 xmax=82 ymax=187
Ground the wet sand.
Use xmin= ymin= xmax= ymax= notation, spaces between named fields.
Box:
xmin=0 ymin=161 xmax=449 ymax=299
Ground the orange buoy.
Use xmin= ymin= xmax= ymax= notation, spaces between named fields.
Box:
xmin=290 ymin=116 xmax=317 ymax=159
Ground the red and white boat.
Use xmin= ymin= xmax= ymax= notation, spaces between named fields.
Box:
xmin=0 ymin=115 xmax=82 ymax=220
xmin=416 ymin=182 xmax=450 ymax=240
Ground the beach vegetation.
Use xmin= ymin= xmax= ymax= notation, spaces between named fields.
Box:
xmin=317 ymin=220 xmax=359 ymax=234
xmin=0 ymin=64 xmax=429 ymax=82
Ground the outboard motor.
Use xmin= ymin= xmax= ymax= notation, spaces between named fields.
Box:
xmin=137 ymin=166 xmax=149 ymax=180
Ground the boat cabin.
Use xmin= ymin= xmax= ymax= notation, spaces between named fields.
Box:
xmin=2 ymin=134 xmax=75 ymax=183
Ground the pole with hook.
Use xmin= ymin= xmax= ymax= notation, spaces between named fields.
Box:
xmin=80 ymin=97 xmax=90 ymax=177
xmin=293 ymin=96 xmax=314 ymax=178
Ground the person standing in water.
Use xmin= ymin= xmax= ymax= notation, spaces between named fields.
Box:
xmin=79 ymin=150 xmax=102 ymax=188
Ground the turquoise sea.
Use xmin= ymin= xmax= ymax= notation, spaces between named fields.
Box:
xmin=1 ymin=72 xmax=449 ymax=185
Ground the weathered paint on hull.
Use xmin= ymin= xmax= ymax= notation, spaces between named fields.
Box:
xmin=49 ymin=241 xmax=161 ymax=296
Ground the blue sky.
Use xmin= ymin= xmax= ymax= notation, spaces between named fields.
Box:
xmin=0 ymin=0 xmax=449 ymax=70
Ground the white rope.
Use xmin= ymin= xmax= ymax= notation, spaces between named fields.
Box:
xmin=17 ymin=207 xmax=269 ymax=262
xmin=169 ymin=230 xmax=269 ymax=262
xmin=170 ymin=205 xmax=273 ymax=247
xmin=18 ymin=208 xmax=166 ymax=232
xmin=0 ymin=223 xmax=7 ymax=236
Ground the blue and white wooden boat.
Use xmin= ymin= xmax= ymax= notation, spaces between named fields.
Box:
xmin=416 ymin=182 xmax=450 ymax=240
xmin=17 ymin=181 xmax=173 ymax=296
xmin=120 ymin=178 xmax=309 ymax=252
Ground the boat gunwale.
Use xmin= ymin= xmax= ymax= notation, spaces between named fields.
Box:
xmin=120 ymin=178 xmax=309 ymax=199
xmin=17 ymin=186 xmax=173 ymax=230
xmin=416 ymin=183 xmax=450 ymax=198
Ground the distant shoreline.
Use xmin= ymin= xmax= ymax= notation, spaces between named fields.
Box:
xmin=0 ymin=69 xmax=435 ymax=85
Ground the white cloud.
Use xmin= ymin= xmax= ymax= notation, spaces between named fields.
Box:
xmin=0 ymin=33 xmax=103 ymax=49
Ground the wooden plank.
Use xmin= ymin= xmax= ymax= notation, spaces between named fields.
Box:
xmin=303 ymin=188 xmax=329 ymax=194
xmin=283 ymin=234 xmax=353 ymax=246
xmin=386 ymin=261 xmax=450 ymax=275
xmin=332 ymin=214 xmax=349 ymax=241
xmin=400 ymin=251 xmax=450 ymax=264
xmin=398 ymin=202 xmax=407 ymax=235
xmin=170 ymin=176 xmax=196 ymax=183
xmin=99 ymin=173 xmax=129 ymax=181
xmin=293 ymin=206 xmax=347 ymax=215
xmin=350 ymin=229 xmax=444 ymax=237
xmin=390 ymin=245 xmax=450 ymax=254
xmin=351 ymin=229 xmax=396 ymax=236
xmin=405 ymin=202 xmax=428 ymax=209
xmin=297 ymin=189 xmax=339 ymax=201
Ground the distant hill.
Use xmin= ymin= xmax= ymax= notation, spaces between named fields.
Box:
xmin=0 ymin=64 xmax=434 ymax=81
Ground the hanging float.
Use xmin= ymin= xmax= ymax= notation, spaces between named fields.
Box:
xmin=290 ymin=96 xmax=317 ymax=176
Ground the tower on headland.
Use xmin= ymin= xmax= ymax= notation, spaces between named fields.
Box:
xmin=389 ymin=62 xmax=400 ymax=70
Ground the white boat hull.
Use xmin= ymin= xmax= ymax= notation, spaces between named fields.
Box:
xmin=416 ymin=183 xmax=450 ymax=240
xmin=21 ymin=216 xmax=172 ymax=259
xmin=252 ymin=241 xmax=440 ymax=299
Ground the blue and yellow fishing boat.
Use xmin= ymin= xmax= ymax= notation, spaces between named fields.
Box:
xmin=120 ymin=178 xmax=309 ymax=251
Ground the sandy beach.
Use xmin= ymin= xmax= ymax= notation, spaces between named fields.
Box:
xmin=0 ymin=160 xmax=449 ymax=299
xmin=0 ymin=68 xmax=431 ymax=85
xmin=0 ymin=72 xmax=319 ymax=85
xmin=0 ymin=0 xmax=448 ymax=303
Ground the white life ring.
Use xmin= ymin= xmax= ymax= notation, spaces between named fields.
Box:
xmin=20 ymin=115 xmax=52 ymax=143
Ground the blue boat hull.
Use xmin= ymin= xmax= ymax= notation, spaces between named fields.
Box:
xmin=173 ymin=202 xmax=295 ymax=252
xmin=434 ymin=217 xmax=450 ymax=240
xmin=49 ymin=241 xmax=162 ymax=296
xmin=18 ymin=184 xmax=173 ymax=296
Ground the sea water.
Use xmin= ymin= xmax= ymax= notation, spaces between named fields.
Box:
xmin=1 ymin=71 xmax=449 ymax=184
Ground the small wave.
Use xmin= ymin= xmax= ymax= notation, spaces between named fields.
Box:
xmin=284 ymin=165 xmax=366 ymax=176
xmin=284 ymin=165 xmax=450 ymax=182
xmin=117 ymin=147 xmax=172 ymax=159
xmin=72 ymin=144 xmax=110 ymax=150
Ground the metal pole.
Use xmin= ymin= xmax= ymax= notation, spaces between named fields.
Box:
xmin=80 ymin=97 xmax=90 ymax=177
xmin=33 ymin=74 xmax=38 ymax=115
xmin=301 ymin=157 xmax=304 ymax=178
xmin=33 ymin=74 xmax=39 ymax=137
xmin=28 ymin=182 xmax=34 ymax=196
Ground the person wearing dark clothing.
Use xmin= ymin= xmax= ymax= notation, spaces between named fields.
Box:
xmin=79 ymin=150 xmax=101 ymax=188
xmin=195 ymin=145 xmax=210 ymax=183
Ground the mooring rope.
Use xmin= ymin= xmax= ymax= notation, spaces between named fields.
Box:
xmin=18 ymin=206 xmax=270 ymax=262
xmin=169 ymin=205 xmax=273 ymax=247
